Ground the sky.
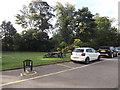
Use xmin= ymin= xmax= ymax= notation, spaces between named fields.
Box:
xmin=0 ymin=0 xmax=119 ymax=33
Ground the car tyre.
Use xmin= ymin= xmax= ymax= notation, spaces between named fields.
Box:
xmin=85 ymin=57 xmax=90 ymax=64
xmin=115 ymin=53 xmax=118 ymax=57
xmin=97 ymin=55 xmax=101 ymax=61
xmin=110 ymin=53 xmax=114 ymax=58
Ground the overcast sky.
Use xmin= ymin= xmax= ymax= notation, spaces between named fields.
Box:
xmin=0 ymin=0 xmax=119 ymax=33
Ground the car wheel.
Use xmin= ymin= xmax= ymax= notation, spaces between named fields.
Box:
xmin=115 ymin=53 xmax=118 ymax=57
xmin=85 ymin=57 xmax=90 ymax=64
xmin=97 ymin=55 xmax=101 ymax=61
xmin=110 ymin=53 xmax=114 ymax=58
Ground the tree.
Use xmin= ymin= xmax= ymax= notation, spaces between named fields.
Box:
xmin=18 ymin=29 xmax=52 ymax=51
xmin=74 ymin=7 xmax=97 ymax=42
xmin=16 ymin=0 xmax=54 ymax=32
xmin=0 ymin=21 xmax=17 ymax=51
xmin=12 ymin=33 xmax=22 ymax=51
xmin=0 ymin=21 xmax=17 ymax=38
xmin=117 ymin=33 xmax=120 ymax=46
xmin=55 ymin=2 xmax=75 ymax=44
xmin=93 ymin=16 xmax=118 ymax=47
xmin=94 ymin=16 xmax=111 ymax=31
xmin=59 ymin=41 xmax=68 ymax=48
xmin=73 ymin=39 xmax=83 ymax=47
xmin=20 ymin=30 xmax=37 ymax=51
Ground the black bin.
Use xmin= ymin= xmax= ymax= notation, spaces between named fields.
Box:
xmin=23 ymin=60 xmax=33 ymax=72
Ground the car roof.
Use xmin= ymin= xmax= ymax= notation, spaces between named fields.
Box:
xmin=75 ymin=47 xmax=92 ymax=49
xmin=100 ymin=46 xmax=114 ymax=47
xmin=115 ymin=47 xmax=120 ymax=48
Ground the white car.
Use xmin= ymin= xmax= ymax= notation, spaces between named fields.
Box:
xmin=71 ymin=47 xmax=101 ymax=64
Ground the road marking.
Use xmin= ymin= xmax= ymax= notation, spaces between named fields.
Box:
xmin=26 ymin=70 xmax=29 ymax=73
xmin=105 ymin=58 xmax=118 ymax=61
xmin=1 ymin=60 xmax=104 ymax=87
xmin=57 ymin=64 xmax=73 ymax=68
xmin=20 ymin=70 xmax=37 ymax=77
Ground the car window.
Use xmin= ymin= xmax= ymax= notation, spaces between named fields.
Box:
xmin=116 ymin=47 xmax=120 ymax=50
xmin=118 ymin=48 xmax=120 ymax=50
xmin=73 ymin=49 xmax=84 ymax=52
xmin=110 ymin=47 xmax=114 ymax=50
xmin=91 ymin=49 xmax=96 ymax=53
xmin=86 ymin=49 xmax=92 ymax=53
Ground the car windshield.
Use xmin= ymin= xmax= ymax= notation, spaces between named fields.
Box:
xmin=116 ymin=47 xmax=120 ymax=50
xmin=100 ymin=47 xmax=110 ymax=49
xmin=73 ymin=49 xmax=84 ymax=52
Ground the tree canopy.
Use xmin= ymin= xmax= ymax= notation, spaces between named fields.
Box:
xmin=15 ymin=0 xmax=54 ymax=32
xmin=0 ymin=21 xmax=17 ymax=51
xmin=1 ymin=1 xmax=119 ymax=51
xmin=55 ymin=2 xmax=75 ymax=44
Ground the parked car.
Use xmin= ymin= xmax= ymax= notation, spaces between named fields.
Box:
xmin=115 ymin=47 xmax=120 ymax=55
xmin=97 ymin=46 xmax=118 ymax=58
xmin=71 ymin=47 xmax=101 ymax=64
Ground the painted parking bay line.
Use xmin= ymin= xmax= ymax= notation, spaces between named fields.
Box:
xmin=20 ymin=70 xmax=37 ymax=77
xmin=57 ymin=64 xmax=73 ymax=68
xmin=1 ymin=60 xmax=104 ymax=87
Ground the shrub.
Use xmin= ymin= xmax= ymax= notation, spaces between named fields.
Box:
xmin=67 ymin=50 xmax=72 ymax=53
xmin=62 ymin=48 xmax=67 ymax=53
xmin=66 ymin=46 xmax=74 ymax=51
xmin=59 ymin=42 xmax=68 ymax=48
xmin=57 ymin=47 xmax=61 ymax=52
xmin=73 ymin=45 xmax=80 ymax=48
xmin=74 ymin=39 xmax=83 ymax=47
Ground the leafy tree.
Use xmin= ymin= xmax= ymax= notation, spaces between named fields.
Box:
xmin=0 ymin=21 xmax=17 ymax=51
xmin=0 ymin=21 xmax=17 ymax=38
xmin=34 ymin=31 xmax=52 ymax=51
xmin=59 ymin=41 xmax=68 ymax=48
xmin=73 ymin=39 xmax=83 ymax=47
xmin=18 ymin=29 xmax=52 ymax=51
xmin=16 ymin=0 xmax=54 ymax=32
xmin=94 ymin=16 xmax=111 ymax=31
xmin=117 ymin=33 xmax=120 ymax=46
xmin=74 ymin=7 xmax=97 ymax=42
xmin=55 ymin=2 xmax=75 ymax=44
xmin=34 ymin=31 xmax=49 ymax=41
xmin=93 ymin=16 xmax=118 ymax=47
xmin=13 ymin=33 xmax=22 ymax=51
xmin=19 ymin=30 xmax=37 ymax=51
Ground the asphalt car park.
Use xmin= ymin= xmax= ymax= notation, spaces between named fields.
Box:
xmin=1 ymin=56 xmax=118 ymax=88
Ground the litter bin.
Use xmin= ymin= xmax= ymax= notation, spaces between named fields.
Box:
xmin=23 ymin=60 xmax=33 ymax=72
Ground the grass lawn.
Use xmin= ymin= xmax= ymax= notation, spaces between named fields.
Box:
xmin=1 ymin=52 xmax=71 ymax=70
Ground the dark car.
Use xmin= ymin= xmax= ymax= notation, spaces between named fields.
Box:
xmin=115 ymin=47 xmax=120 ymax=55
xmin=97 ymin=46 xmax=118 ymax=58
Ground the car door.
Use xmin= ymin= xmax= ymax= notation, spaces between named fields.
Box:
xmin=86 ymin=49 xmax=94 ymax=60
xmin=91 ymin=49 xmax=99 ymax=60
xmin=110 ymin=47 xmax=116 ymax=56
